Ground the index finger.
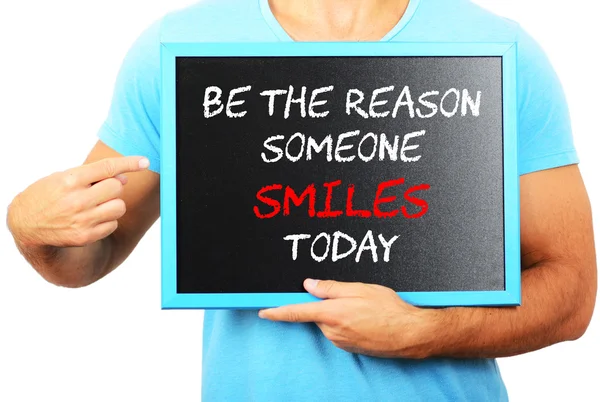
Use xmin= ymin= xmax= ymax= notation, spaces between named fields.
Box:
xmin=75 ymin=156 xmax=150 ymax=185
xmin=258 ymin=300 xmax=333 ymax=323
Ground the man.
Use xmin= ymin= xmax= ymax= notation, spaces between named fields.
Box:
xmin=6 ymin=0 xmax=597 ymax=400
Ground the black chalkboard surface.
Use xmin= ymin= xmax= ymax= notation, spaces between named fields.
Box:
xmin=160 ymin=43 xmax=520 ymax=308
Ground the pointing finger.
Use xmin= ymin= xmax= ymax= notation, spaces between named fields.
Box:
xmin=73 ymin=156 xmax=149 ymax=186
xmin=258 ymin=301 xmax=332 ymax=323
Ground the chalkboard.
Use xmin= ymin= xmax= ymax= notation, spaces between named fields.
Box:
xmin=160 ymin=43 xmax=520 ymax=309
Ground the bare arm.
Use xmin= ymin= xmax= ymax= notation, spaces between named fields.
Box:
xmin=259 ymin=164 xmax=597 ymax=359
xmin=429 ymin=164 xmax=597 ymax=357
xmin=7 ymin=140 xmax=160 ymax=288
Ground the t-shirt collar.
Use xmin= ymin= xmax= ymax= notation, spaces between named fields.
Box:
xmin=259 ymin=0 xmax=422 ymax=42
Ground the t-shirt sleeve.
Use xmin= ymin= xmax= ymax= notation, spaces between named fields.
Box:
xmin=96 ymin=19 xmax=162 ymax=173
xmin=516 ymin=26 xmax=579 ymax=176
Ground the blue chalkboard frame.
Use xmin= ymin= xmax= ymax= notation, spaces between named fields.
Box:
xmin=160 ymin=42 xmax=519 ymax=309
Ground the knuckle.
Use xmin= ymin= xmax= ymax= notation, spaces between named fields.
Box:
xmin=72 ymin=229 xmax=91 ymax=246
xmin=71 ymin=198 xmax=85 ymax=213
xmin=322 ymin=280 xmax=336 ymax=294
xmin=323 ymin=328 xmax=341 ymax=343
xmin=102 ymin=160 xmax=117 ymax=178
xmin=66 ymin=195 xmax=86 ymax=213
xmin=369 ymin=283 xmax=387 ymax=292
xmin=129 ymin=158 xmax=140 ymax=171
xmin=286 ymin=311 xmax=301 ymax=322
xmin=113 ymin=199 xmax=127 ymax=217
xmin=69 ymin=212 xmax=86 ymax=231
xmin=326 ymin=314 xmax=342 ymax=327
xmin=61 ymin=172 xmax=78 ymax=189
xmin=380 ymin=285 xmax=398 ymax=297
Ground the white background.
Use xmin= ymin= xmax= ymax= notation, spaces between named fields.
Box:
xmin=0 ymin=1 xmax=598 ymax=401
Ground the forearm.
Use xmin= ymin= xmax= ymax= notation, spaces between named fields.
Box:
xmin=7 ymin=203 xmax=115 ymax=288
xmin=16 ymin=239 xmax=113 ymax=288
xmin=423 ymin=261 xmax=596 ymax=359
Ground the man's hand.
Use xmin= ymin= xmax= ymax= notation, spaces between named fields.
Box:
xmin=258 ymin=278 xmax=440 ymax=358
xmin=259 ymin=166 xmax=596 ymax=360
xmin=6 ymin=152 xmax=152 ymax=287
xmin=7 ymin=156 xmax=149 ymax=249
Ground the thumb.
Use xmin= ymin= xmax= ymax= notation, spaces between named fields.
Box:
xmin=303 ymin=279 xmax=368 ymax=299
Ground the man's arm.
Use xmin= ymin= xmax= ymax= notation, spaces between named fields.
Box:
xmin=259 ymin=164 xmax=597 ymax=359
xmin=431 ymin=164 xmax=596 ymax=358
xmin=7 ymin=140 xmax=159 ymax=288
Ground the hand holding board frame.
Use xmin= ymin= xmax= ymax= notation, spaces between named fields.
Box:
xmin=160 ymin=42 xmax=520 ymax=309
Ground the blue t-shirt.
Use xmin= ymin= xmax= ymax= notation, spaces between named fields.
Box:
xmin=98 ymin=0 xmax=579 ymax=400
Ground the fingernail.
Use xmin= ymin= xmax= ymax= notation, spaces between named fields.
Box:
xmin=139 ymin=158 xmax=150 ymax=169
xmin=258 ymin=310 xmax=267 ymax=318
xmin=115 ymin=174 xmax=128 ymax=184
xmin=305 ymin=278 xmax=319 ymax=290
